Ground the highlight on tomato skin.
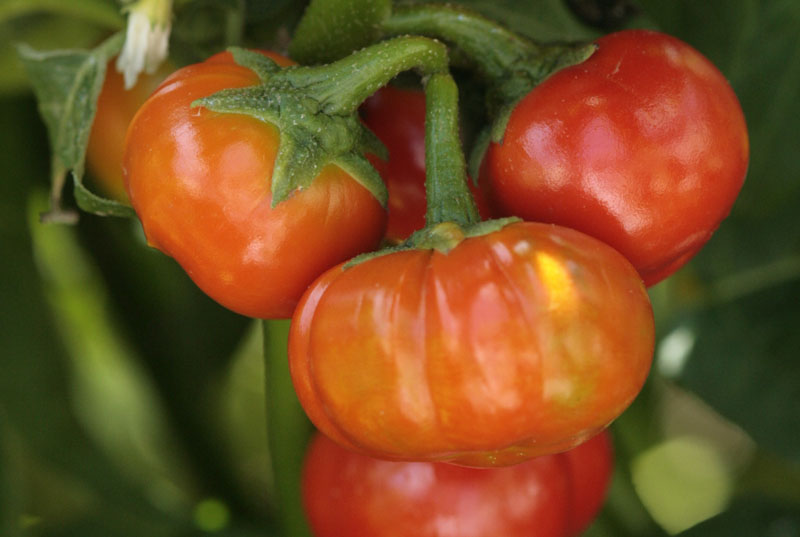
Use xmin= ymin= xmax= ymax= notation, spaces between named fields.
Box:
xmin=289 ymin=221 xmax=654 ymax=467
xmin=361 ymin=85 xmax=490 ymax=242
xmin=123 ymin=50 xmax=387 ymax=319
xmin=480 ymin=29 xmax=749 ymax=287
xmin=302 ymin=430 xmax=614 ymax=537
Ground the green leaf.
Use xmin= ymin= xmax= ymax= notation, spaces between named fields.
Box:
xmin=428 ymin=0 xmax=597 ymax=41
xmin=262 ymin=320 xmax=313 ymax=537
xmin=0 ymin=94 xmax=184 ymax=537
xmin=669 ymin=278 xmax=800 ymax=463
xmin=74 ymin=215 xmax=258 ymax=520
xmin=289 ymin=0 xmax=392 ymax=64
xmin=17 ymin=32 xmax=133 ymax=219
xmin=678 ymin=498 xmax=800 ymax=536
xmin=0 ymin=0 xmax=123 ymax=28
xmin=229 ymin=46 xmax=282 ymax=80
xmin=0 ymin=14 xmax=110 ymax=96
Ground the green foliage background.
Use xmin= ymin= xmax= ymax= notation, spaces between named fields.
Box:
xmin=1 ymin=0 xmax=799 ymax=535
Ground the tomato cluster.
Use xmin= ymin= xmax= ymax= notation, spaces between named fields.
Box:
xmin=96 ymin=7 xmax=747 ymax=534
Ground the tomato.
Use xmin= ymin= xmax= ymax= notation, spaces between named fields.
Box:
xmin=302 ymin=430 xmax=613 ymax=537
xmin=123 ymin=51 xmax=386 ymax=319
xmin=480 ymin=30 xmax=749 ymax=286
xmin=86 ymin=60 xmax=172 ymax=201
xmin=563 ymin=426 xmax=614 ymax=535
xmin=362 ymin=85 xmax=490 ymax=241
xmin=289 ymin=221 xmax=653 ymax=466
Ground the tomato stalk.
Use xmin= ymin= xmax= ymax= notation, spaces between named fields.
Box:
xmin=420 ymin=73 xmax=478 ymax=229
xmin=381 ymin=4 xmax=596 ymax=174
xmin=382 ymin=4 xmax=596 ymax=111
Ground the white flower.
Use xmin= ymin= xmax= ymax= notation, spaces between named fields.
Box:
xmin=116 ymin=0 xmax=173 ymax=89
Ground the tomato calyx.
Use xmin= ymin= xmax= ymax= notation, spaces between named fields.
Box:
xmin=347 ymin=216 xmax=520 ymax=267
xmin=193 ymin=48 xmax=387 ymax=207
xmin=194 ymin=37 xmax=453 ymax=208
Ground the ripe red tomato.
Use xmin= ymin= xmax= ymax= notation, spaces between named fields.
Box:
xmin=302 ymin=430 xmax=613 ymax=537
xmin=362 ymin=85 xmax=490 ymax=241
xmin=289 ymin=221 xmax=653 ymax=466
xmin=123 ymin=51 xmax=386 ymax=319
xmin=480 ymin=30 xmax=749 ymax=286
xmin=86 ymin=60 xmax=172 ymax=201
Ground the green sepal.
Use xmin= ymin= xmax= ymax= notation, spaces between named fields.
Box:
xmin=332 ymin=152 xmax=388 ymax=206
xmin=463 ymin=217 xmax=521 ymax=238
xmin=486 ymin=41 xmax=598 ymax=145
xmin=407 ymin=217 xmax=522 ymax=254
xmin=346 ymin=216 xmax=523 ymax=269
xmin=343 ymin=242 xmax=414 ymax=269
xmin=192 ymin=85 xmax=280 ymax=126
xmin=17 ymin=32 xmax=134 ymax=221
xmin=73 ymin=173 xmax=136 ymax=218
xmin=228 ymin=47 xmax=282 ymax=81
xmin=356 ymin=122 xmax=389 ymax=161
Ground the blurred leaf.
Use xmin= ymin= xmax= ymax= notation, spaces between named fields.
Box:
xmin=0 ymin=14 xmax=111 ymax=96
xmin=28 ymin=191 xmax=196 ymax=506
xmin=289 ymin=0 xmax=392 ymax=64
xmin=263 ymin=320 xmax=313 ymax=537
xmin=0 ymin=94 xmax=181 ymax=537
xmin=678 ymin=498 xmax=800 ymax=536
xmin=220 ymin=322 xmax=272 ymax=508
xmin=18 ymin=32 xmax=135 ymax=219
xmin=424 ymin=0 xmax=597 ymax=41
xmin=74 ymin=215 xmax=260 ymax=522
xmin=671 ymin=279 xmax=800 ymax=463
xmin=0 ymin=0 xmax=122 ymax=28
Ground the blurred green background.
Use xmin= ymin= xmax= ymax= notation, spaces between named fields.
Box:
xmin=1 ymin=0 xmax=799 ymax=535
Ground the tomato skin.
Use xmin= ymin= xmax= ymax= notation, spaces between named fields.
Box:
xmin=564 ymin=427 xmax=614 ymax=535
xmin=302 ymin=430 xmax=613 ymax=537
xmin=481 ymin=30 xmax=749 ymax=286
xmin=289 ymin=222 xmax=653 ymax=466
xmin=362 ymin=86 xmax=490 ymax=241
xmin=123 ymin=52 xmax=386 ymax=319
xmin=86 ymin=60 xmax=171 ymax=201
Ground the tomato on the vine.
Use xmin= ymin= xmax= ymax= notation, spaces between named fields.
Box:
xmin=123 ymin=51 xmax=387 ymax=319
xmin=86 ymin=60 xmax=172 ymax=201
xmin=289 ymin=221 xmax=653 ymax=467
xmin=362 ymin=85 xmax=489 ymax=241
xmin=302 ymin=430 xmax=613 ymax=537
xmin=480 ymin=30 xmax=749 ymax=286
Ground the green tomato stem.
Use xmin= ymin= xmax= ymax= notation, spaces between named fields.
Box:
xmin=286 ymin=35 xmax=449 ymax=115
xmin=262 ymin=319 xmax=313 ymax=537
xmin=382 ymin=4 xmax=539 ymax=82
xmin=422 ymin=72 xmax=479 ymax=228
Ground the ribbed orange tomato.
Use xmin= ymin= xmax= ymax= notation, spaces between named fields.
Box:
xmin=290 ymin=221 xmax=653 ymax=466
